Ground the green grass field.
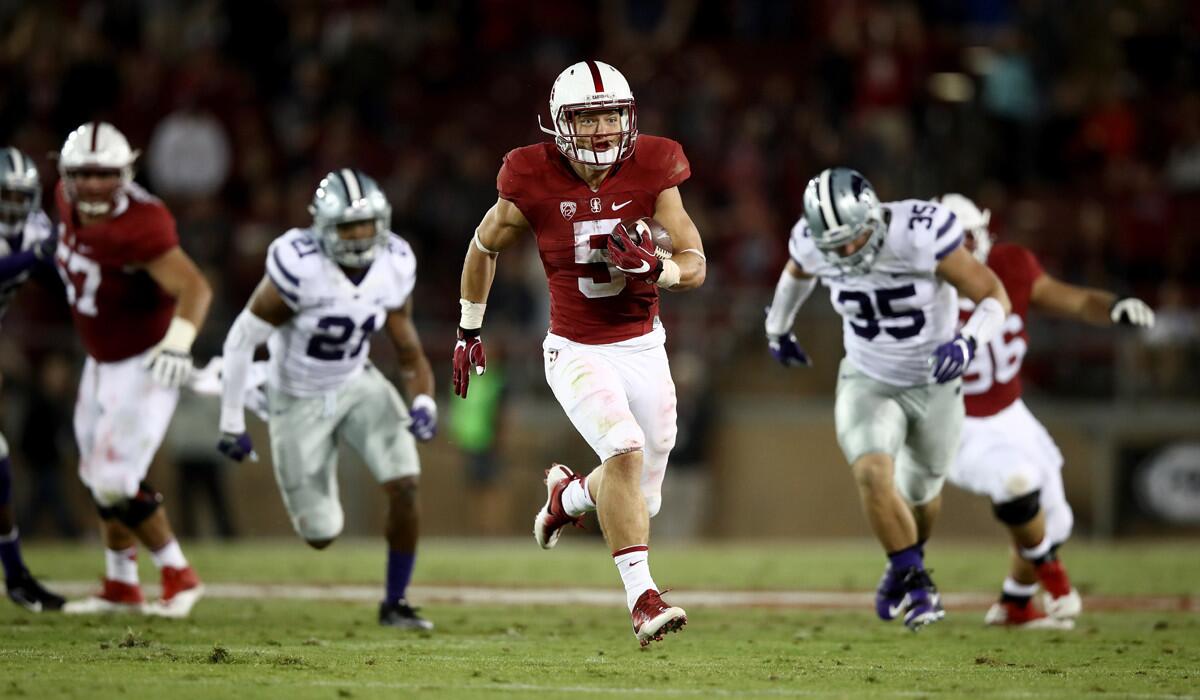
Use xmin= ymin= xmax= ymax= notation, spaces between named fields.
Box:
xmin=2 ymin=538 xmax=1198 ymax=699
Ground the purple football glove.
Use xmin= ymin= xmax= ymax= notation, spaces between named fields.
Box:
xmin=217 ymin=431 xmax=257 ymax=462
xmin=768 ymin=333 xmax=812 ymax=368
xmin=408 ymin=394 xmax=437 ymax=442
xmin=33 ymin=230 xmax=59 ymax=261
xmin=929 ymin=334 xmax=976 ymax=384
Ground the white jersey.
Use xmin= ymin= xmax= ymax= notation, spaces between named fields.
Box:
xmin=0 ymin=209 xmax=55 ymax=321
xmin=264 ymin=227 xmax=416 ymax=397
xmin=789 ymin=199 xmax=964 ymax=387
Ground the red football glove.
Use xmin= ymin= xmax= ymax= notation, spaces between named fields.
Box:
xmin=452 ymin=327 xmax=487 ymax=398
xmin=608 ymin=220 xmax=663 ymax=283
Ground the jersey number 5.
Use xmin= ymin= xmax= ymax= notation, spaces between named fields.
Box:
xmin=574 ymin=218 xmax=625 ymax=299
xmin=56 ymin=247 xmax=102 ymax=317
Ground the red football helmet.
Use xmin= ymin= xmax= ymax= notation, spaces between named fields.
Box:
xmin=58 ymin=121 xmax=140 ymax=217
xmin=538 ymin=60 xmax=637 ymax=169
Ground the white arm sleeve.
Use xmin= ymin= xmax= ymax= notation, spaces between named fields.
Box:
xmin=219 ymin=310 xmax=276 ymax=434
xmin=961 ymin=296 xmax=1006 ymax=346
xmin=764 ymin=269 xmax=817 ymax=337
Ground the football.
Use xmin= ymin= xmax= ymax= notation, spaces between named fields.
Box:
xmin=629 ymin=217 xmax=674 ymax=259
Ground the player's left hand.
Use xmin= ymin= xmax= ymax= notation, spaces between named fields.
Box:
xmin=408 ymin=394 xmax=437 ymax=442
xmin=608 ymin=220 xmax=662 ymax=283
xmin=217 ymin=431 xmax=258 ymax=463
xmin=453 ymin=328 xmax=486 ymax=398
xmin=929 ymin=334 xmax=976 ymax=384
xmin=143 ymin=317 xmax=198 ymax=389
xmin=1110 ymin=298 xmax=1155 ymax=327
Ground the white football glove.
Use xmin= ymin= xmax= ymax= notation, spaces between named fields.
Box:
xmin=1110 ymin=298 xmax=1155 ymax=328
xmin=143 ymin=317 xmax=197 ymax=389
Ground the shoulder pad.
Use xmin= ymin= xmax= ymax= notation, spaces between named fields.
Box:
xmin=631 ymin=135 xmax=690 ymax=191
xmin=787 ymin=217 xmax=830 ymax=276
xmin=266 ymin=228 xmax=324 ymax=309
xmin=381 ymin=232 xmax=417 ymax=308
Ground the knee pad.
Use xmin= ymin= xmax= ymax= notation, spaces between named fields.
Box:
xmin=0 ymin=431 xmax=9 ymax=459
xmin=644 ymin=494 xmax=662 ymax=519
xmin=895 ymin=466 xmax=945 ymax=506
xmin=598 ymin=421 xmax=645 ymax=463
xmin=293 ymin=505 xmax=344 ymax=543
xmin=95 ymin=481 xmax=162 ymax=528
xmin=992 ymin=489 xmax=1041 ymax=526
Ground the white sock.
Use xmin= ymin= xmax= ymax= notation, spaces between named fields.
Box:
xmin=1002 ymin=576 xmax=1038 ymax=598
xmin=613 ymin=545 xmax=657 ymax=612
xmin=106 ymin=546 xmax=139 ymax=585
xmin=150 ymin=539 xmax=188 ymax=569
xmin=1018 ymin=536 xmax=1053 ymax=562
xmin=561 ymin=476 xmax=596 ymax=517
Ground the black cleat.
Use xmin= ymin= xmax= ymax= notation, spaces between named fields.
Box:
xmin=378 ymin=600 xmax=433 ymax=630
xmin=6 ymin=570 xmax=66 ymax=612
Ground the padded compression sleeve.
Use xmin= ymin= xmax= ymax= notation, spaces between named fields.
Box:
xmin=764 ymin=269 xmax=817 ymax=337
xmin=220 ymin=310 xmax=275 ymax=434
xmin=961 ymin=296 xmax=1006 ymax=346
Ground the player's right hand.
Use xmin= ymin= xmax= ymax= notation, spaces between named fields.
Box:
xmin=452 ymin=327 xmax=486 ymax=398
xmin=217 ymin=431 xmax=258 ymax=463
xmin=768 ymin=333 xmax=812 ymax=367
xmin=33 ymin=231 xmax=59 ymax=261
xmin=1110 ymin=298 xmax=1155 ymax=327
xmin=608 ymin=219 xmax=663 ymax=282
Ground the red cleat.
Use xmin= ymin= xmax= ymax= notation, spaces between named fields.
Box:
xmin=631 ymin=589 xmax=687 ymax=647
xmin=984 ymin=599 xmax=1073 ymax=630
xmin=63 ymin=578 xmax=145 ymax=615
xmin=1036 ymin=560 xmax=1081 ymax=619
xmin=147 ymin=566 xmax=205 ymax=619
xmin=533 ymin=464 xmax=583 ymax=549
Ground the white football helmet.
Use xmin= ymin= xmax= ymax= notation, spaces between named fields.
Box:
xmin=939 ymin=193 xmax=992 ymax=263
xmin=538 ymin=60 xmax=637 ymax=168
xmin=58 ymin=121 xmax=140 ymax=217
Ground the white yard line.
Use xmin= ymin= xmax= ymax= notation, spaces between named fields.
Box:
xmin=45 ymin=581 xmax=1199 ymax=612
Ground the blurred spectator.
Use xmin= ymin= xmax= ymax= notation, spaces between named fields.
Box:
xmin=17 ymin=353 xmax=79 ymax=539
xmin=449 ymin=344 xmax=510 ymax=535
xmin=654 ymin=351 xmax=716 ymax=540
xmin=165 ymin=391 xmax=238 ymax=539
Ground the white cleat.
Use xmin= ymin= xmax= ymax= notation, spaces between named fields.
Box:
xmin=1042 ymin=587 xmax=1082 ymax=620
xmin=145 ymin=585 xmax=205 ymax=619
xmin=62 ymin=580 xmax=146 ymax=615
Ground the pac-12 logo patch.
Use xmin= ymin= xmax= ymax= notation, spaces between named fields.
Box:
xmin=560 ymin=201 xmax=577 ymax=220
xmin=590 ymin=197 xmax=602 ymax=213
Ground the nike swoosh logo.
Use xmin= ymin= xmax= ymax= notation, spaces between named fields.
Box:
xmin=622 ymin=261 xmax=651 ymax=274
xmin=612 ymin=200 xmax=633 ymax=211
xmin=627 ymin=560 xmax=645 ymax=568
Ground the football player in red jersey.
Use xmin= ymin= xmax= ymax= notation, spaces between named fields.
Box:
xmin=453 ymin=60 xmax=706 ymax=647
xmin=941 ymin=194 xmax=1155 ymax=629
xmin=53 ymin=122 xmax=212 ymax=618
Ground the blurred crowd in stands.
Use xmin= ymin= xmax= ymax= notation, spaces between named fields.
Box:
xmin=1 ymin=1 xmax=1198 ymax=536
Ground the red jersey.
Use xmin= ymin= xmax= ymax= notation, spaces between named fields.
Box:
xmin=54 ymin=181 xmax=179 ymax=362
xmin=960 ymin=242 xmax=1043 ymax=417
xmin=498 ymin=135 xmax=691 ymax=344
